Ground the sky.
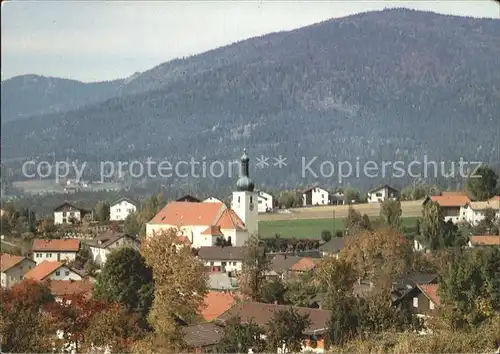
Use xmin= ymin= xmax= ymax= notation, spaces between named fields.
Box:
xmin=1 ymin=1 xmax=499 ymax=82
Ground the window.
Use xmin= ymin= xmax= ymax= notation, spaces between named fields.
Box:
xmin=233 ymin=262 xmax=237 ymax=266
xmin=238 ymin=197 xmax=240 ymax=203
xmin=20 ymin=275 xmax=23 ymax=280
xmin=70 ymin=212 xmax=74 ymax=216
xmin=63 ymin=212 xmax=67 ymax=217
xmin=65 ymin=271 xmax=69 ymax=276
xmin=376 ymin=192 xmax=382 ymax=197
xmin=117 ymin=208 xmax=121 ymax=212
xmin=56 ymin=271 xmax=60 ymax=276
xmin=429 ymin=301 xmax=435 ymax=310
xmin=210 ymin=262 xmax=214 ymax=266
xmin=116 ymin=241 xmax=120 ymax=246
xmin=63 ymin=218 xmax=67 ymax=223
xmin=250 ymin=196 xmax=253 ymax=204
xmin=413 ymin=297 xmax=418 ymax=308
xmin=46 ymin=253 xmax=51 ymax=257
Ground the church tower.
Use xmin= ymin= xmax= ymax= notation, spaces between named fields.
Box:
xmin=232 ymin=149 xmax=258 ymax=237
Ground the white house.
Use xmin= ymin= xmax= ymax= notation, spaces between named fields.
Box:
xmin=463 ymin=200 xmax=500 ymax=225
xmin=85 ymin=231 xmax=140 ymax=266
xmin=257 ymin=190 xmax=273 ymax=213
xmin=110 ymin=197 xmax=138 ymax=221
xmin=31 ymin=239 xmax=80 ymax=264
xmin=147 ymin=150 xmax=258 ymax=247
xmin=198 ymin=246 xmax=245 ymax=273
xmin=301 ymin=186 xmax=329 ymax=206
xmin=24 ymin=261 xmax=83 ymax=282
xmin=203 ymin=196 xmax=224 ymax=203
xmin=1 ymin=254 xmax=36 ymax=288
xmin=367 ymin=185 xmax=399 ymax=203
xmin=53 ymin=202 xmax=89 ymax=225
xmin=422 ymin=194 xmax=471 ymax=224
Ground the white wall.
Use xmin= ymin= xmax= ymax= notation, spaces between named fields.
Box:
xmin=463 ymin=205 xmax=500 ymax=225
xmin=45 ymin=266 xmax=82 ymax=281
xmin=33 ymin=251 xmax=77 ymax=265
xmin=1 ymin=259 xmax=36 ymax=288
xmin=367 ymin=187 xmax=397 ymax=203
xmin=203 ymin=197 xmax=223 ymax=203
xmin=54 ymin=210 xmax=82 ymax=225
xmin=303 ymin=188 xmax=329 ymax=206
xmin=258 ymin=192 xmax=273 ymax=213
xmin=232 ymin=190 xmax=258 ymax=236
xmin=110 ymin=201 xmax=137 ymax=221
xmin=203 ymin=259 xmax=242 ymax=272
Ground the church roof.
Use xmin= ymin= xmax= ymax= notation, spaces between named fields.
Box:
xmin=201 ymin=226 xmax=224 ymax=236
xmin=149 ymin=201 xmax=245 ymax=231
xmin=149 ymin=201 xmax=226 ymax=226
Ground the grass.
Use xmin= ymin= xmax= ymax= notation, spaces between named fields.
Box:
xmin=258 ymin=217 xmax=418 ymax=239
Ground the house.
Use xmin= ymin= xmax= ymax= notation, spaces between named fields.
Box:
xmin=329 ymin=191 xmax=345 ymax=205
xmin=182 ymin=322 xmax=224 ymax=353
xmin=301 ymin=186 xmax=329 ymax=206
xmin=53 ymin=202 xmax=90 ymax=225
xmin=422 ymin=194 xmax=471 ymax=223
xmin=367 ymin=185 xmax=399 ymax=203
xmin=468 ymin=235 xmax=500 ymax=247
xmin=405 ymin=283 xmax=441 ymax=319
xmin=257 ymin=190 xmax=273 ymax=213
xmin=176 ymin=195 xmax=201 ymax=203
xmin=318 ymin=237 xmax=346 ymax=257
xmin=32 ymin=239 xmax=80 ymax=264
xmin=110 ymin=197 xmax=138 ymax=221
xmin=47 ymin=279 xmax=93 ymax=301
xmin=85 ymin=231 xmax=140 ymax=266
xmin=24 ymin=261 xmax=82 ymax=281
xmin=147 ymin=150 xmax=258 ymax=247
xmin=198 ymin=246 xmax=245 ymax=273
xmin=203 ymin=196 xmax=224 ymax=203
xmin=463 ymin=200 xmax=500 ymax=225
xmin=267 ymin=255 xmax=317 ymax=280
xmin=1 ymin=254 xmax=36 ymax=288
xmin=200 ymin=291 xmax=237 ymax=322
xmin=215 ymin=302 xmax=332 ymax=353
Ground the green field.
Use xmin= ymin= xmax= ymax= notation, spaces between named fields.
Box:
xmin=258 ymin=217 xmax=418 ymax=239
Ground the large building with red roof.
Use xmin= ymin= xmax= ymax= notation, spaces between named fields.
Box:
xmin=146 ymin=150 xmax=258 ymax=247
xmin=1 ymin=254 xmax=36 ymax=288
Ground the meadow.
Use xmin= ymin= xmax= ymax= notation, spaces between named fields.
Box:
xmin=258 ymin=216 xmax=419 ymax=239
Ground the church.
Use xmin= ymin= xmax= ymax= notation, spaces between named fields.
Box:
xmin=146 ymin=150 xmax=258 ymax=247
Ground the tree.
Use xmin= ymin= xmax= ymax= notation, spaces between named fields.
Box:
xmin=344 ymin=188 xmax=361 ymax=204
xmin=123 ymin=212 xmax=141 ymax=237
xmin=345 ymin=207 xmax=371 ymax=235
xmin=84 ymin=302 xmax=145 ymax=353
xmin=473 ymin=207 xmax=498 ymax=235
xmin=439 ymin=247 xmax=500 ymax=329
xmin=278 ymin=191 xmax=300 ymax=209
xmin=467 ymin=165 xmax=498 ymax=201
xmin=239 ymin=235 xmax=269 ymax=301
xmin=321 ymin=230 xmax=332 ymax=243
xmin=326 ymin=293 xmax=361 ymax=346
xmin=0 ymin=280 xmax=55 ymax=353
xmin=380 ymin=199 xmax=402 ymax=231
xmin=314 ymin=256 xmax=358 ymax=310
xmin=216 ymin=317 xmax=265 ymax=353
xmin=341 ymin=228 xmax=412 ymax=286
xmin=419 ymin=200 xmax=444 ymax=250
xmin=93 ymin=247 xmax=153 ymax=327
xmin=95 ymin=201 xmax=110 ymax=222
xmin=266 ymin=308 xmax=311 ymax=353
xmin=260 ymin=278 xmax=288 ymax=305
xmin=285 ymin=271 xmax=319 ymax=308
xmin=141 ymin=229 xmax=207 ymax=350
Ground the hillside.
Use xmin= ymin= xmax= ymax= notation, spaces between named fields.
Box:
xmin=0 ymin=75 xmax=127 ymax=122
xmin=2 ymin=9 xmax=500 ymax=189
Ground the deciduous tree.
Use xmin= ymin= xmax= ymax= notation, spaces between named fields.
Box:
xmin=266 ymin=308 xmax=311 ymax=353
xmin=467 ymin=165 xmax=498 ymax=201
xmin=239 ymin=235 xmax=269 ymax=301
xmin=141 ymin=229 xmax=207 ymax=350
xmin=380 ymin=199 xmax=403 ymax=231
xmin=216 ymin=317 xmax=265 ymax=353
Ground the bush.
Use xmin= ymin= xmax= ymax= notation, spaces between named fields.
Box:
xmin=321 ymin=230 xmax=332 ymax=243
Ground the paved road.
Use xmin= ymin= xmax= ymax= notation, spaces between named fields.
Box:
xmin=258 ymin=200 xmax=423 ymax=221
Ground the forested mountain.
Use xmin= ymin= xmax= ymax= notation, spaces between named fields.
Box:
xmin=0 ymin=75 xmax=128 ymax=122
xmin=2 ymin=9 xmax=500 ymax=190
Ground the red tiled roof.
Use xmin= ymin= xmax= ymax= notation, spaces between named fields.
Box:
xmin=289 ymin=257 xmax=317 ymax=272
xmin=470 ymin=235 xmax=500 ymax=246
xmin=428 ymin=195 xmax=470 ymax=207
xmin=0 ymin=254 xmax=28 ymax=272
xmin=417 ymin=283 xmax=441 ymax=306
xmin=201 ymin=226 xmax=224 ymax=236
xmin=24 ymin=261 xmax=64 ymax=281
xmin=200 ymin=291 xmax=236 ymax=321
xmin=177 ymin=235 xmax=191 ymax=245
xmin=32 ymin=239 xmax=80 ymax=252
xmin=215 ymin=209 xmax=245 ymax=230
xmin=149 ymin=202 xmax=226 ymax=226
xmin=48 ymin=279 xmax=93 ymax=297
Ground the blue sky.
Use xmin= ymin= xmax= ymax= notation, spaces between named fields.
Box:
xmin=1 ymin=1 xmax=499 ymax=82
